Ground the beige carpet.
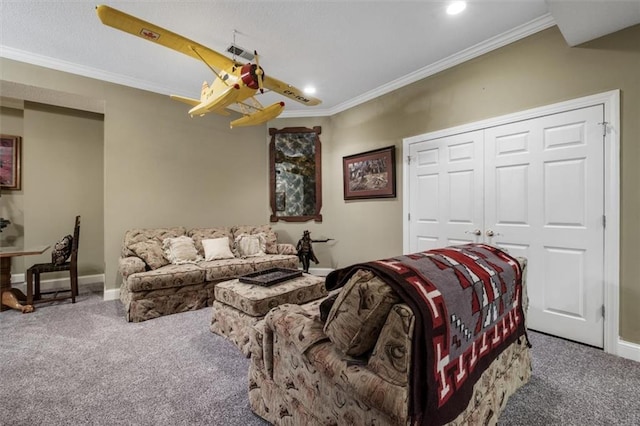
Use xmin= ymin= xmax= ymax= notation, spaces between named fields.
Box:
xmin=1 ymin=283 xmax=638 ymax=425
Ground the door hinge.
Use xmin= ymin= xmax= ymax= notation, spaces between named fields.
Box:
xmin=602 ymin=304 xmax=605 ymax=317
xmin=407 ymin=155 xmax=412 ymax=165
xmin=603 ymin=215 xmax=606 ymax=228
xmin=408 ymin=213 xmax=411 ymax=221
xmin=598 ymin=121 xmax=609 ymax=137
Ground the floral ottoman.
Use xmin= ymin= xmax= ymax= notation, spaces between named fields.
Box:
xmin=210 ymin=273 xmax=327 ymax=356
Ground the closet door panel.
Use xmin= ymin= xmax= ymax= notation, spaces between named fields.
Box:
xmin=485 ymin=105 xmax=605 ymax=347
xmin=408 ymin=131 xmax=484 ymax=252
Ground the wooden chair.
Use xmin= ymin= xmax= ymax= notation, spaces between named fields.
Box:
xmin=26 ymin=216 xmax=80 ymax=306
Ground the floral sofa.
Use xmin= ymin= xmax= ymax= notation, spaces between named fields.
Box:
xmin=248 ymin=254 xmax=531 ymax=425
xmin=118 ymin=225 xmax=298 ymax=322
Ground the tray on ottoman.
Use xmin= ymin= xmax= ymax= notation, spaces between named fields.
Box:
xmin=239 ymin=268 xmax=302 ymax=286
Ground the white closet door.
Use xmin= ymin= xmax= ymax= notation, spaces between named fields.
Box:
xmin=408 ymin=130 xmax=484 ymax=252
xmin=407 ymin=105 xmax=605 ymax=347
xmin=485 ymin=105 xmax=605 ymax=347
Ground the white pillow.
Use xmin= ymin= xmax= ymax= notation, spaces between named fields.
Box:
xmin=233 ymin=233 xmax=266 ymax=258
xmin=162 ymin=236 xmax=203 ymax=264
xmin=202 ymin=237 xmax=235 ymax=261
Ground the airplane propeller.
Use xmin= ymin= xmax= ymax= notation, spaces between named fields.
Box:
xmin=254 ymin=50 xmax=265 ymax=94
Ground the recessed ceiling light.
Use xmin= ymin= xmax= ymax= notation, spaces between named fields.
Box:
xmin=447 ymin=1 xmax=466 ymax=15
xmin=303 ymin=86 xmax=316 ymax=95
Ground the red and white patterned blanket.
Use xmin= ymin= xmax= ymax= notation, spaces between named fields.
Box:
xmin=326 ymin=243 xmax=528 ymax=425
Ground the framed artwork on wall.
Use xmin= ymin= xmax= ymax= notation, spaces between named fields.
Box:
xmin=343 ymin=145 xmax=396 ymax=200
xmin=0 ymin=135 xmax=21 ymax=191
xmin=269 ymin=126 xmax=323 ymax=222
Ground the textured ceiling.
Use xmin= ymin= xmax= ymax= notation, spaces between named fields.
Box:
xmin=1 ymin=1 xmax=638 ymax=118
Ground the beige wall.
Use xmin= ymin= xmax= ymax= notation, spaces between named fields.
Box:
xmin=23 ymin=102 xmax=105 ymax=276
xmin=0 ymin=60 xmax=270 ymax=294
xmin=275 ymin=25 xmax=640 ymax=343
xmin=0 ymin=103 xmax=104 ymax=276
xmin=0 ymin=23 xmax=638 ymax=344
xmin=0 ymin=106 xmax=25 ymax=261
xmin=101 ymin=84 xmax=269 ymax=293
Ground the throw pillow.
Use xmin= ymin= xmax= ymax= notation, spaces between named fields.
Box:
xmin=51 ymin=234 xmax=73 ymax=266
xmin=262 ymin=230 xmax=279 ymax=254
xmin=233 ymin=225 xmax=278 ymax=254
xmin=122 ymin=227 xmax=186 ymax=258
xmin=129 ymin=240 xmax=169 ymax=270
xmin=162 ymin=236 xmax=203 ymax=264
xmin=323 ymin=269 xmax=401 ymax=357
xmin=233 ymin=233 xmax=266 ymax=258
xmin=202 ymin=237 xmax=235 ymax=261
xmin=188 ymin=227 xmax=233 ymax=257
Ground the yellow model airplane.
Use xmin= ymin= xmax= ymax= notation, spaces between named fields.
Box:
xmin=96 ymin=5 xmax=321 ymax=128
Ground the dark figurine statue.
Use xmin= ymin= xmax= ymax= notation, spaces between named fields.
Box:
xmin=296 ymin=230 xmax=319 ymax=273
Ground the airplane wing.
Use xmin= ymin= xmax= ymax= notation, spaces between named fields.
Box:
xmin=263 ymin=75 xmax=322 ymax=106
xmin=96 ymin=5 xmax=238 ymax=72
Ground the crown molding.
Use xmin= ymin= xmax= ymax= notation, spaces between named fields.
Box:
xmin=1 ymin=13 xmax=555 ymax=119
xmin=294 ymin=13 xmax=556 ymax=118
xmin=279 ymin=107 xmax=334 ymax=118
xmin=0 ymin=45 xmax=182 ymax=99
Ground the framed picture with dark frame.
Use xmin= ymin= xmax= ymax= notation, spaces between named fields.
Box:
xmin=269 ymin=126 xmax=323 ymax=222
xmin=0 ymin=135 xmax=22 ymax=191
xmin=343 ymin=145 xmax=396 ymax=200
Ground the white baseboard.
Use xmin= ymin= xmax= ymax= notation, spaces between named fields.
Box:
xmin=11 ymin=273 xmax=105 ymax=293
xmin=103 ymin=287 xmax=120 ymax=301
xmin=308 ymin=267 xmax=333 ymax=277
xmin=617 ymin=338 xmax=640 ymax=362
xmin=13 ymin=272 xmax=119 ymax=301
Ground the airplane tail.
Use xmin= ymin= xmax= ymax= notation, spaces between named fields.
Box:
xmin=170 ymin=95 xmax=200 ymax=107
xmin=169 ymin=80 xmax=212 ymax=114
xmin=200 ymin=81 xmax=209 ymax=101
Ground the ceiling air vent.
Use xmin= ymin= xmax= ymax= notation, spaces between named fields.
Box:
xmin=226 ymin=44 xmax=254 ymax=61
